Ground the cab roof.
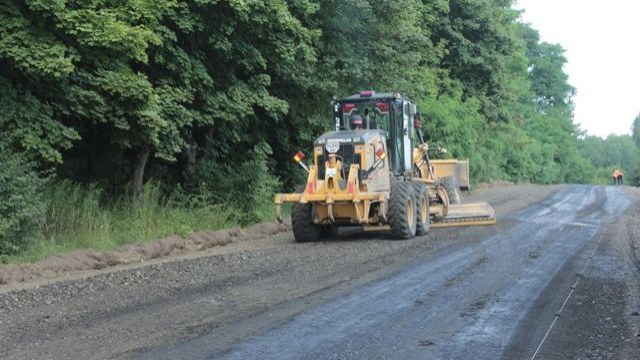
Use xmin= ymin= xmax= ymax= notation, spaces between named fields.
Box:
xmin=340 ymin=91 xmax=400 ymax=102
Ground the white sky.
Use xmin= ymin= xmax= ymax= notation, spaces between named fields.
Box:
xmin=516 ymin=0 xmax=640 ymax=138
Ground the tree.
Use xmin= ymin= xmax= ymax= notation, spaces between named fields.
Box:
xmin=432 ymin=0 xmax=523 ymax=122
xmin=0 ymin=0 xmax=607 ymax=235
xmin=632 ymin=113 xmax=640 ymax=148
xmin=0 ymin=138 xmax=46 ymax=255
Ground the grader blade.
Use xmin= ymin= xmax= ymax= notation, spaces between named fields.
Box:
xmin=431 ymin=202 xmax=496 ymax=228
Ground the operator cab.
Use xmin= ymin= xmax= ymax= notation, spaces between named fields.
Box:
xmin=331 ymin=90 xmax=417 ymax=177
xmin=334 ymin=90 xmax=391 ymax=133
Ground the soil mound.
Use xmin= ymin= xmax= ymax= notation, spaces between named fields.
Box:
xmin=0 ymin=222 xmax=290 ymax=287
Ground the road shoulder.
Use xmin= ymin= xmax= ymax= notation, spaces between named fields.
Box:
xmin=504 ymin=186 xmax=640 ymax=359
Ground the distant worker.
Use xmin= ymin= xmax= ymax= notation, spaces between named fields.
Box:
xmin=617 ymin=169 xmax=624 ymax=185
xmin=612 ymin=169 xmax=623 ymax=185
xmin=350 ymin=115 xmax=363 ymax=130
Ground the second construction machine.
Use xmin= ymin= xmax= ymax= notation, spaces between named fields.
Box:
xmin=275 ymin=91 xmax=496 ymax=242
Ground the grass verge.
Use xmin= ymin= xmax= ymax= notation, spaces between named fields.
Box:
xmin=1 ymin=181 xmax=240 ymax=264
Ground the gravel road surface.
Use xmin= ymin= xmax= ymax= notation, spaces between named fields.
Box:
xmin=1 ymin=184 xmax=639 ymax=359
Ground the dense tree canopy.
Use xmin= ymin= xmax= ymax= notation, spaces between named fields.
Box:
xmin=1 ymin=0 xmax=637 ymax=252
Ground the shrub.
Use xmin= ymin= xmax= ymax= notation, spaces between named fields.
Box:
xmin=44 ymin=181 xmax=238 ymax=246
xmin=0 ymin=143 xmax=47 ymax=256
xmin=190 ymin=141 xmax=280 ymax=225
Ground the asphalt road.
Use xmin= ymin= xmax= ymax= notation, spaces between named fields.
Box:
xmin=147 ymin=186 xmax=636 ymax=359
xmin=2 ymin=185 xmax=639 ymax=359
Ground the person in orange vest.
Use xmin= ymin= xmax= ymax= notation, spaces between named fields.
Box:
xmin=612 ymin=169 xmax=623 ymax=185
xmin=617 ymin=169 xmax=624 ymax=185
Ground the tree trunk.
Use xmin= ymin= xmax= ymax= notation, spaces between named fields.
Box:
xmin=181 ymin=142 xmax=198 ymax=179
xmin=132 ymin=145 xmax=151 ymax=198
xmin=87 ymin=122 xmax=97 ymax=178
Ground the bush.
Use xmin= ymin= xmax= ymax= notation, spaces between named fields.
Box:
xmin=0 ymin=143 xmax=47 ymax=256
xmin=190 ymin=141 xmax=280 ymax=225
xmin=10 ymin=180 xmax=238 ymax=263
xmin=44 ymin=180 xmax=238 ymax=247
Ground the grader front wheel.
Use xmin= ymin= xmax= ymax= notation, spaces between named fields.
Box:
xmin=291 ymin=203 xmax=322 ymax=242
xmin=388 ymin=181 xmax=417 ymax=239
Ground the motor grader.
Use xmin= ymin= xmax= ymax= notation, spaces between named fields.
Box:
xmin=275 ymin=91 xmax=495 ymax=242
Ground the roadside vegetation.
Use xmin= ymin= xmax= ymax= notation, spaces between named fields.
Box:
xmin=1 ymin=0 xmax=639 ymax=263
xmin=1 ymin=180 xmax=240 ymax=264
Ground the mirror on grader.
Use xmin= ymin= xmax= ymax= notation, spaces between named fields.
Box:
xmin=275 ymin=91 xmax=496 ymax=242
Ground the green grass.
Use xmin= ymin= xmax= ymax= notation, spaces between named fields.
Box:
xmin=3 ymin=181 xmax=240 ymax=264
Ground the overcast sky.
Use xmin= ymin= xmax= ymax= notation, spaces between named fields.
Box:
xmin=516 ymin=0 xmax=640 ymax=138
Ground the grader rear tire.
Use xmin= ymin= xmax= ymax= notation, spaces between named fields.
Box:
xmin=413 ymin=183 xmax=430 ymax=236
xmin=388 ymin=181 xmax=417 ymax=239
xmin=291 ymin=203 xmax=321 ymax=242
xmin=442 ymin=176 xmax=462 ymax=205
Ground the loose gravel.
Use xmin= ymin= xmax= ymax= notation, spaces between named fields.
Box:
xmin=1 ymin=184 xmax=638 ymax=359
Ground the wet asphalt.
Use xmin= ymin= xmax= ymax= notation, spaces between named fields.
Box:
xmin=143 ymin=185 xmax=631 ymax=360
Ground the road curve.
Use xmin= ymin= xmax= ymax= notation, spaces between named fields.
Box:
xmin=142 ymin=185 xmax=631 ymax=359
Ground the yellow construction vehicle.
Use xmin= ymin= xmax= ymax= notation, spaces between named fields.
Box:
xmin=275 ymin=91 xmax=495 ymax=242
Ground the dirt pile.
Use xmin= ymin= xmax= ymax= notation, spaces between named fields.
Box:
xmin=0 ymin=222 xmax=290 ymax=287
